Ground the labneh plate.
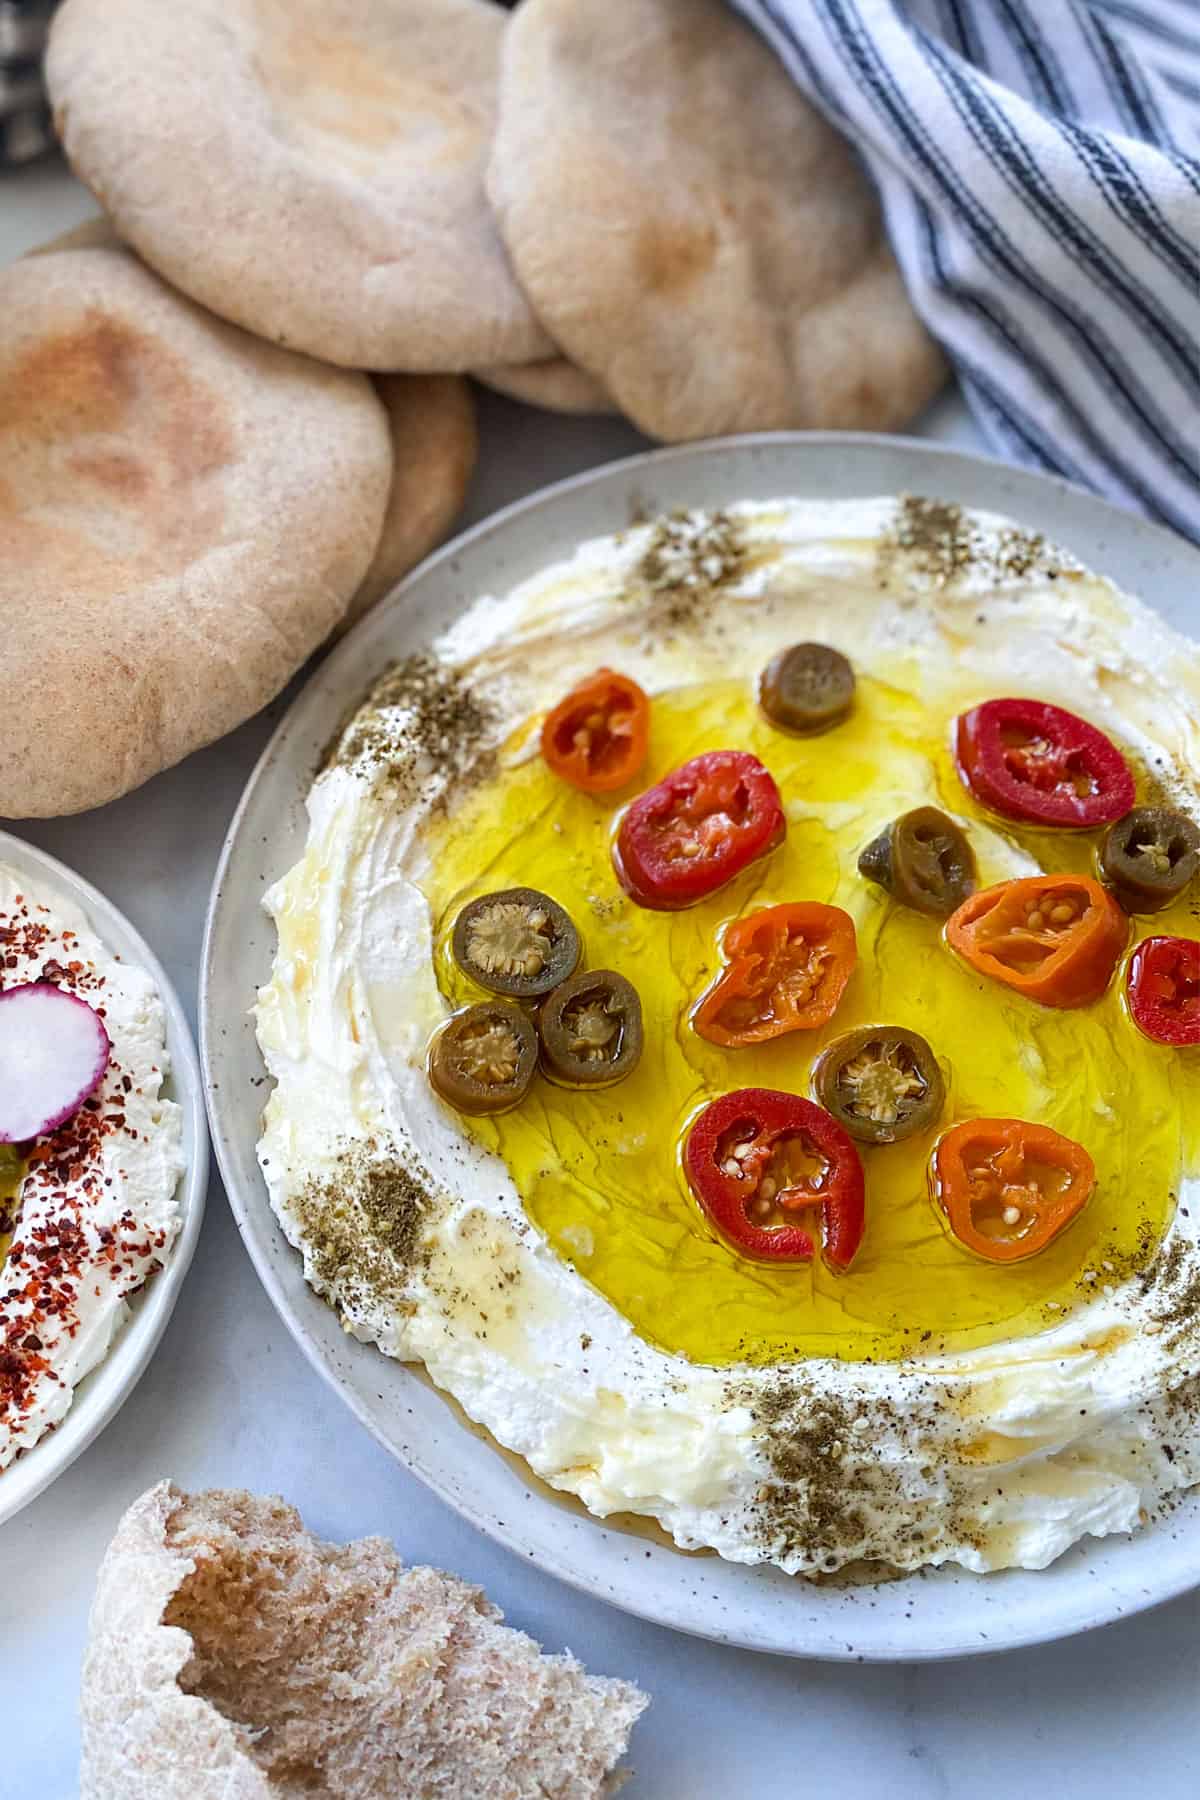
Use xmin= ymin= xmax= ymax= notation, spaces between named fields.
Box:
xmin=0 ymin=832 xmax=207 ymax=1527
xmin=201 ymin=435 xmax=1200 ymax=1660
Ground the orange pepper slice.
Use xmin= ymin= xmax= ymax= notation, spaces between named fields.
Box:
xmin=693 ymin=902 xmax=856 ymax=1046
xmin=945 ymin=874 xmax=1127 ymax=1008
xmin=930 ymin=1117 xmax=1095 ymax=1262
xmin=541 ymin=668 xmax=650 ymax=794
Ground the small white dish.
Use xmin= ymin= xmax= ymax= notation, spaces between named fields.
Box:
xmin=0 ymin=832 xmax=207 ymax=1526
xmin=202 ymin=433 xmax=1200 ymax=1660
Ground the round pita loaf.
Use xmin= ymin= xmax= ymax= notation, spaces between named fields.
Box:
xmin=47 ymin=0 xmax=553 ymax=371
xmin=0 ymin=242 xmax=391 ymax=818
xmin=475 ymin=358 xmax=616 ymax=416
xmin=81 ymin=1482 xmax=646 ymax=1800
xmin=347 ymin=375 xmax=478 ymax=627
xmin=488 ymin=0 xmax=945 ymax=441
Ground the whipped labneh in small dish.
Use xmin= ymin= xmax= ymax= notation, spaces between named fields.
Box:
xmin=0 ymin=843 xmax=191 ymax=1512
xmin=256 ymin=494 xmax=1200 ymax=1581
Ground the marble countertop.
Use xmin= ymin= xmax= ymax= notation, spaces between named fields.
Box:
xmin=3 ymin=164 xmax=1198 ymax=1800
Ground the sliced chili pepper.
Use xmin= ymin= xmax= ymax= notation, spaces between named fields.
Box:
xmin=1100 ymin=808 xmax=1200 ymax=915
xmin=683 ymin=1087 xmax=865 ymax=1268
xmin=692 ymin=903 xmax=856 ymax=1046
xmin=857 ymin=806 xmax=976 ymax=917
xmin=812 ymin=1025 xmax=944 ymax=1144
xmin=956 ymin=698 xmax=1135 ymax=828
xmin=451 ymin=888 xmax=580 ymax=999
xmin=946 ymin=874 xmax=1127 ymax=1008
xmin=539 ymin=968 xmax=644 ymax=1085
xmin=613 ymin=750 xmax=785 ymax=910
xmin=541 ymin=668 xmax=650 ymax=793
xmin=428 ymin=1001 xmax=537 ymax=1116
xmin=759 ymin=643 xmax=855 ymax=735
xmin=1126 ymin=936 xmax=1200 ymax=1046
xmin=930 ymin=1117 xmax=1095 ymax=1262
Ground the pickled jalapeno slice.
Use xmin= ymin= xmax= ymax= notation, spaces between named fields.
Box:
xmin=1100 ymin=807 xmax=1200 ymax=914
xmin=812 ymin=1025 xmax=944 ymax=1145
xmin=539 ymin=968 xmax=643 ymax=1087
xmin=858 ymin=806 xmax=976 ymax=917
xmin=451 ymin=888 xmax=580 ymax=999
xmin=428 ymin=1001 xmax=538 ymax=1115
xmin=759 ymin=642 xmax=855 ymax=735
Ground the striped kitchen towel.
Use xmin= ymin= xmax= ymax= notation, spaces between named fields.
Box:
xmin=0 ymin=0 xmax=58 ymax=165
xmin=731 ymin=0 xmax=1200 ymax=541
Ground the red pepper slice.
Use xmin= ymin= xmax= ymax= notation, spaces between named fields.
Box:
xmin=1127 ymin=935 xmax=1200 ymax=1045
xmin=946 ymin=874 xmax=1128 ymax=1008
xmin=541 ymin=668 xmax=650 ymax=793
xmin=693 ymin=903 xmax=856 ymax=1046
xmin=613 ymin=751 xmax=785 ymax=910
xmin=683 ymin=1088 xmax=865 ymax=1268
xmin=956 ymin=698 xmax=1135 ymax=827
xmin=930 ymin=1118 xmax=1095 ymax=1262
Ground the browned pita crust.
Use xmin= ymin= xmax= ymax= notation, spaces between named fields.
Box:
xmin=81 ymin=1482 xmax=647 ymax=1799
xmin=488 ymin=0 xmax=945 ymax=441
xmin=475 ymin=358 xmax=616 ymax=416
xmin=0 ymin=242 xmax=391 ymax=817
xmin=47 ymin=0 xmax=553 ymax=371
xmin=347 ymin=375 xmax=479 ymax=626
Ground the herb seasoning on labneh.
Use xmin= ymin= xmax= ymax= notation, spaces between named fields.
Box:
xmin=329 ymin=653 xmax=496 ymax=799
xmin=641 ymin=508 xmax=746 ymax=598
xmin=878 ymin=493 xmax=1076 ymax=591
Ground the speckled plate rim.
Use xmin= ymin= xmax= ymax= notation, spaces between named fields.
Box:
xmin=201 ymin=432 xmax=1200 ymax=1661
xmin=0 ymin=831 xmax=208 ymax=1527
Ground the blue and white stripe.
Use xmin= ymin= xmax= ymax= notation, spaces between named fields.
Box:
xmin=731 ymin=0 xmax=1200 ymax=539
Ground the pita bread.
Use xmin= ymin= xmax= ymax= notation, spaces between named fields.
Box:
xmin=81 ymin=1482 xmax=646 ymax=1800
xmin=475 ymin=358 xmax=616 ymax=416
xmin=0 ymin=241 xmax=391 ymax=818
xmin=24 ymin=214 xmax=121 ymax=257
xmin=347 ymin=375 xmax=478 ymax=626
xmin=47 ymin=0 xmax=554 ymax=371
xmin=488 ymin=0 xmax=945 ymax=441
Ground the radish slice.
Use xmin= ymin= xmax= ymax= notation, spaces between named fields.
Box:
xmin=0 ymin=982 xmax=111 ymax=1144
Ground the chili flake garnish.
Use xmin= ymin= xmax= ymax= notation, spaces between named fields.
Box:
xmin=0 ymin=894 xmax=174 ymax=1464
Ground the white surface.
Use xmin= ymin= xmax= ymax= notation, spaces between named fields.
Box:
xmin=0 ymin=832 xmax=206 ymax=1526
xmin=2 ymin=169 xmax=1198 ymax=1798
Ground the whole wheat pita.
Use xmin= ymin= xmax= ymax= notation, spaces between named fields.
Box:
xmin=24 ymin=213 xmax=120 ymax=257
xmin=0 ymin=242 xmax=390 ymax=817
xmin=48 ymin=0 xmax=553 ymax=371
xmin=475 ymin=358 xmax=616 ymax=416
xmin=80 ymin=1483 xmax=646 ymax=1800
xmin=347 ymin=375 xmax=479 ymax=626
xmin=487 ymin=0 xmax=944 ymax=441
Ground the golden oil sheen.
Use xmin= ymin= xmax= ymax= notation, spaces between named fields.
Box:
xmin=421 ymin=670 xmax=1196 ymax=1368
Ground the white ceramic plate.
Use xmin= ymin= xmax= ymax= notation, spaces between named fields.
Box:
xmin=201 ymin=434 xmax=1200 ymax=1660
xmin=0 ymin=833 xmax=207 ymax=1526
